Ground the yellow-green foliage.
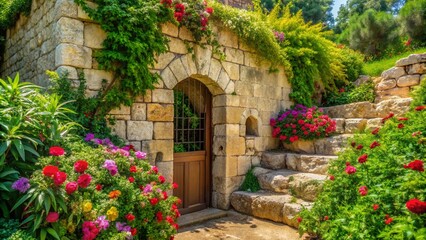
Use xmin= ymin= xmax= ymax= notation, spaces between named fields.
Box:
xmin=212 ymin=3 xmax=351 ymax=106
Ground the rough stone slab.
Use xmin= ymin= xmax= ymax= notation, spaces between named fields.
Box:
xmin=377 ymin=79 xmax=396 ymax=91
xmin=333 ymin=118 xmax=345 ymax=134
xmin=282 ymin=202 xmax=313 ymax=228
xmin=381 ymin=67 xmax=406 ymax=80
xmin=127 ymin=121 xmax=153 ymax=140
xmin=283 ymin=140 xmax=315 ymax=154
xmin=252 ymin=194 xmax=290 ymax=222
xmin=366 ymin=118 xmax=383 ymax=131
xmin=286 ymin=153 xmax=337 ymax=175
xmin=407 ymin=63 xmax=426 ymax=75
xmin=314 ymin=134 xmax=353 ymax=155
xmin=321 ymin=102 xmax=376 ymax=119
xmin=55 ymin=43 xmax=92 ymax=68
xmin=230 ymin=191 xmax=260 ymax=215
xmin=397 ymin=75 xmax=420 ymax=87
xmin=177 ymin=208 xmax=227 ymax=228
xmin=84 ymin=23 xmax=107 ymax=49
xmin=396 ymin=54 xmax=426 ymax=67
xmin=375 ymin=98 xmax=412 ymax=117
xmin=261 ymin=152 xmax=286 ymax=170
xmin=344 ymin=118 xmax=368 ymax=133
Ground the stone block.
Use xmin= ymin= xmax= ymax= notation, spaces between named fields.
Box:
xmin=194 ymin=44 xmax=213 ymax=75
xmin=224 ymin=47 xmax=244 ymax=65
xmin=377 ymin=87 xmax=410 ymax=99
xmin=84 ymin=23 xmax=107 ymax=49
xmin=131 ymin=103 xmax=146 ymax=121
xmin=283 ymin=140 xmax=315 ymax=154
xmin=321 ymin=102 xmax=376 ymax=119
xmin=222 ymin=61 xmax=240 ymax=81
xmin=152 ymin=89 xmax=174 ymax=103
xmin=213 ymin=156 xmax=238 ymax=178
xmin=252 ymin=195 xmax=286 ymax=222
xmin=366 ymin=118 xmax=383 ymax=130
xmin=161 ymin=67 xmax=178 ymax=89
xmin=345 ymin=118 xmax=368 ymax=133
xmin=377 ymin=79 xmax=396 ymax=91
xmin=314 ymin=135 xmax=352 ymax=155
xmin=283 ymin=202 xmax=312 ymax=228
xmin=333 ymin=118 xmax=345 ymax=133
xmin=237 ymin=156 xmax=252 ymax=176
xmin=168 ymin=37 xmax=187 ymax=54
xmin=397 ymin=74 xmax=420 ymax=87
xmin=54 ymin=0 xmax=78 ymax=19
xmin=286 ymin=153 xmax=336 ymax=175
xmin=178 ymin=26 xmax=194 ymax=41
xmin=214 ymin=124 xmax=240 ymax=136
xmin=153 ymin=122 xmax=173 ymax=140
xmin=209 ymin=59 xmax=222 ymax=81
xmin=180 ymin=54 xmax=197 ymax=76
xmin=55 ymin=17 xmax=84 ymax=45
xmin=212 ymin=107 xmax=245 ymax=125
xmin=161 ymin=22 xmax=178 ymax=37
xmin=381 ymin=67 xmax=406 ymax=80
xmin=218 ymin=28 xmax=239 ymax=48
xmin=110 ymin=120 xmax=126 ymax=139
xmin=375 ymin=98 xmax=412 ymax=117
xmin=109 ymin=105 xmax=131 ymax=115
xmin=83 ymin=69 xmax=113 ymax=90
xmin=55 ymin=43 xmax=92 ymax=68
xmin=149 ymin=140 xmax=173 ymax=161
xmin=407 ymin=63 xmax=426 ymax=75
xmin=127 ymin=121 xmax=153 ymax=140
xmin=212 ymin=95 xmax=240 ymax=107
xmin=77 ymin=2 xmax=97 ymax=20
xmin=261 ymin=152 xmax=286 ymax=170
xmin=169 ymin=58 xmax=189 ymax=82
xmin=230 ymin=191 xmax=256 ymax=215
xmin=156 ymin=161 xmax=173 ymax=183
xmin=396 ymin=53 xmax=426 ymax=67
xmin=147 ymin=104 xmax=173 ymax=121
xmin=154 ymin=52 xmax=175 ymax=70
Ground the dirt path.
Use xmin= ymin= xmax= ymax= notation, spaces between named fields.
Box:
xmin=175 ymin=211 xmax=303 ymax=240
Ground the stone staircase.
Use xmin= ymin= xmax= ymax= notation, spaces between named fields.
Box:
xmin=230 ymin=97 xmax=413 ymax=228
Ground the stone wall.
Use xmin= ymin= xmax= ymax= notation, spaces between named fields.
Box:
xmin=219 ymin=0 xmax=253 ymax=9
xmin=376 ymin=53 xmax=426 ymax=102
xmin=0 ymin=0 xmax=59 ymax=86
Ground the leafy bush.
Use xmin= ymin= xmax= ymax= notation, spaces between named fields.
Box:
xmin=399 ymin=0 xmax=426 ymax=46
xmin=0 ymin=218 xmax=19 ymax=239
xmin=411 ymin=76 xmax=426 ymax=107
xmin=339 ymin=46 xmax=365 ymax=82
xmin=270 ymin=104 xmax=336 ymax=143
xmin=322 ymin=80 xmax=375 ymax=107
xmin=0 ymin=74 xmax=78 ymax=218
xmin=240 ymin=168 xmax=261 ymax=192
xmin=299 ymin=94 xmax=426 ymax=238
xmin=12 ymin=137 xmax=179 ymax=239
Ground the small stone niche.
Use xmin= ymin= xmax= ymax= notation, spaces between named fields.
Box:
xmin=245 ymin=116 xmax=258 ymax=137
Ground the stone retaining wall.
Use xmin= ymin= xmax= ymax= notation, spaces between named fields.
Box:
xmin=376 ymin=53 xmax=426 ymax=102
xmin=1 ymin=0 xmax=291 ymax=210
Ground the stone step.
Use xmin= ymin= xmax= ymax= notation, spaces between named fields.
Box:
xmin=253 ymin=167 xmax=326 ymax=201
xmin=230 ymin=191 xmax=313 ymax=228
xmin=321 ymin=98 xmax=412 ymax=119
xmin=283 ymin=134 xmax=353 ymax=155
xmin=261 ymin=151 xmax=337 ymax=174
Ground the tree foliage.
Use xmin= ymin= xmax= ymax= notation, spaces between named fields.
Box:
xmin=347 ymin=9 xmax=399 ymax=58
xmin=399 ymin=0 xmax=426 ymax=45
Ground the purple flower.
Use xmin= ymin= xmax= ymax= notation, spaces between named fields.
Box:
xmin=135 ymin=151 xmax=146 ymax=159
xmin=102 ymin=138 xmax=112 ymax=145
xmin=116 ymin=222 xmax=131 ymax=232
xmin=143 ymin=184 xmax=152 ymax=194
xmin=95 ymin=216 xmax=109 ymax=230
xmin=103 ymin=160 xmax=118 ymax=176
xmin=93 ymin=138 xmax=103 ymax=145
xmin=84 ymin=133 xmax=95 ymax=142
xmin=12 ymin=177 xmax=30 ymax=193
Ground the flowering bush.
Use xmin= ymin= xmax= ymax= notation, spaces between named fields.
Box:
xmin=298 ymin=103 xmax=426 ymax=239
xmin=270 ymin=104 xmax=336 ymax=144
xmin=12 ymin=137 xmax=179 ymax=239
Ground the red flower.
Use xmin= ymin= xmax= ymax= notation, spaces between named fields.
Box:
xmin=206 ymin=7 xmax=213 ymax=14
xmin=359 ymin=186 xmax=368 ymax=196
xmin=150 ymin=198 xmax=159 ymax=206
xmin=49 ymin=146 xmax=65 ymax=156
xmin=356 ymin=144 xmax=363 ymax=150
xmin=151 ymin=166 xmax=158 ymax=174
xmin=385 ymin=217 xmax=393 ymax=225
xmin=323 ymin=216 xmax=329 ymax=221
xmin=53 ymin=171 xmax=67 ymax=186
xmin=345 ymin=165 xmax=356 ymax=174
xmin=398 ymin=123 xmax=404 ymax=129
xmin=415 ymin=106 xmax=425 ymax=111
xmin=373 ymin=204 xmax=379 ymax=211
xmin=77 ymin=174 xmax=92 ymax=188
xmin=129 ymin=166 xmax=137 ymax=173
xmin=370 ymin=141 xmax=380 ymax=149
xmin=162 ymin=191 xmax=168 ymax=200
xmin=126 ymin=213 xmax=135 ymax=222
xmin=65 ymin=182 xmax=78 ymax=194
xmin=128 ymin=177 xmax=135 ymax=183
xmin=412 ymin=131 xmax=422 ymax=137
xmin=398 ymin=117 xmax=408 ymax=121
xmin=131 ymin=228 xmax=137 ymax=236
xmin=156 ymin=211 xmax=163 ymax=222
xmin=46 ymin=212 xmax=59 ymax=223
xmin=158 ymin=175 xmax=166 ymax=184
xmin=403 ymin=160 xmax=424 ymax=172
xmin=174 ymin=3 xmax=185 ymax=12
xmin=339 ymin=88 xmax=345 ymax=93
xmin=43 ymin=165 xmax=59 ymax=177
xmin=297 ymin=217 xmax=302 ymax=223
xmin=371 ymin=128 xmax=379 ymax=135
xmin=161 ymin=0 xmax=172 ymax=7
xmin=172 ymin=182 xmax=178 ymax=189
xmin=74 ymin=160 xmax=88 ymax=173
xmin=96 ymin=184 xmax=102 ymax=191
xmin=174 ymin=12 xmax=184 ymax=22
xmin=381 ymin=112 xmax=394 ymax=123
xmin=358 ymin=154 xmax=368 ymax=164
xmin=345 ymin=162 xmax=350 ymax=166
xmin=406 ymin=198 xmax=426 ymax=214
xmin=329 ymin=175 xmax=335 ymax=181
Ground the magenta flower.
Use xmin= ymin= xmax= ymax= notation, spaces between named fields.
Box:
xmin=135 ymin=151 xmax=147 ymax=159
xmin=103 ymin=160 xmax=118 ymax=176
xmin=345 ymin=165 xmax=357 ymax=174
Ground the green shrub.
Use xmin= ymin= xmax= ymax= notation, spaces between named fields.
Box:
xmin=299 ymin=84 xmax=426 ymax=238
xmin=411 ymin=77 xmax=426 ymax=107
xmin=240 ymin=168 xmax=261 ymax=192
xmin=12 ymin=138 xmax=179 ymax=239
xmin=399 ymin=0 xmax=426 ymax=46
xmin=0 ymin=218 xmax=19 ymax=239
xmin=340 ymin=46 xmax=365 ymax=82
xmin=323 ymin=81 xmax=375 ymax=107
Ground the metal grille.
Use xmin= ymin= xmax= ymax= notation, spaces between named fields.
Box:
xmin=173 ymin=79 xmax=209 ymax=152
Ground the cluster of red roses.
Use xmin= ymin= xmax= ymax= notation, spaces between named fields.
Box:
xmin=160 ymin=0 xmax=213 ymax=30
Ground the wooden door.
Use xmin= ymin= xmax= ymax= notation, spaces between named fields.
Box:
xmin=173 ymin=79 xmax=212 ymax=214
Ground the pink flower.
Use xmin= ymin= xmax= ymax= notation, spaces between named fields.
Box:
xmin=65 ymin=182 xmax=78 ymax=194
xmin=46 ymin=212 xmax=59 ymax=223
xmin=345 ymin=165 xmax=357 ymax=174
xmin=359 ymin=186 xmax=368 ymax=196
xmin=53 ymin=171 xmax=67 ymax=186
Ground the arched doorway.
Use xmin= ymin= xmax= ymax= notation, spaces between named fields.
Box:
xmin=173 ymin=78 xmax=212 ymax=214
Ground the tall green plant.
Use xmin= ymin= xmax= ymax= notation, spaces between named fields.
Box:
xmin=399 ymin=0 xmax=426 ymax=46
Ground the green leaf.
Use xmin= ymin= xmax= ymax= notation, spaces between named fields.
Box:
xmin=0 ymin=142 xmax=7 ymax=155
xmin=12 ymin=139 xmax=25 ymax=161
xmin=0 ymin=168 xmax=19 ymax=178
xmin=40 ymin=229 xmax=47 ymax=240
xmin=44 ymin=196 xmax=51 ymax=213
xmin=20 ymin=214 xmax=35 ymax=226
xmin=11 ymin=193 xmax=31 ymax=212
xmin=0 ymin=183 xmax=9 ymax=192
xmin=46 ymin=228 xmax=60 ymax=240
xmin=45 ymin=188 xmax=57 ymax=211
xmin=56 ymin=197 xmax=67 ymax=214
